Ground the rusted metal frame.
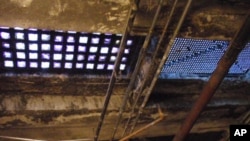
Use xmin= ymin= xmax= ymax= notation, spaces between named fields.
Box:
xmin=151 ymin=0 xmax=179 ymax=63
xmin=119 ymin=106 xmax=165 ymax=141
xmin=129 ymin=0 xmax=193 ymax=134
xmin=94 ymin=5 xmax=134 ymax=141
xmin=110 ymin=0 xmax=140 ymax=140
xmin=120 ymin=0 xmax=164 ymax=137
xmin=172 ymin=14 xmax=250 ymax=141
xmin=111 ymin=0 xmax=163 ymax=138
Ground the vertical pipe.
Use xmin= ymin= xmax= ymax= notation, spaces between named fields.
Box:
xmin=129 ymin=0 xmax=193 ymax=133
xmin=172 ymin=14 xmax=250 ymax=141
xmin=94 ymin=5 xmax=134 ymax=141
xmin=111 ymin=0 xmax=164 ymax=139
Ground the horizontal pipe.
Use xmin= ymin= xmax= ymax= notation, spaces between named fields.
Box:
xmin=172 ymin=13 xmax=250 ymax=141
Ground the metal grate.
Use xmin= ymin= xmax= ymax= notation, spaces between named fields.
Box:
xmin=161 ymin=38 xmax=250 ymax=75
xmin=0 ymin=27 xmax=140 ymax=75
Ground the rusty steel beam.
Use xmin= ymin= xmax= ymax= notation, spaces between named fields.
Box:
xmin=172 ymin=13 xmax=250 ymax=141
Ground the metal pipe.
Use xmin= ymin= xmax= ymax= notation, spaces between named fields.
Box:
xmin=110 ymin=0 xmax=140 ymax=140
xmin=94 ymin=5 xmax=134 ymax=141
xmin=126 ymin=0 xmax=179 ymax=134
xmin=129 ymin=0 xmax=193 ymax=133
xmin=121 ymin=0 xmax=164 ymax=136
xmin=111 ymin=0 xmax=164 ymax=139
xmin=172 ymin=14 xmax=250 ymax=141
xmin=152 ymin=0 xmax=179 ymax=62
xmin=119 ymin=106 xmax=164 ymax=141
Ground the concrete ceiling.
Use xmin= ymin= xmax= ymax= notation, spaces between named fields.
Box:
xmin=0 ymin=0 xmax=250 ymax=141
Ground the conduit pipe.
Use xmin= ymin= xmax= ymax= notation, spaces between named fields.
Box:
xmin=172 ymin=13 xmax=250 ymax=141
xmin=119 ymin=106 xmax=165 ymax=141
xmin=129 ymin=0 xmax=193 ymax=133
xmin=111 ymin=0 xmax=163 ymax=139
xmin=94 ymin=4 xmax=134 ymax=141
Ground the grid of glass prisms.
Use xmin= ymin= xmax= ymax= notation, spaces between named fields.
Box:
xmin=162 ymin=38 xmax=250 ymax=75
xmin=0 ymin=27 xmax=135 ymax=74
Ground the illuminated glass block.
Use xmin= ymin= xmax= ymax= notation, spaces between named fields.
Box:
xmin=29 ymin=28 xmax=37 ymax=31
xmin=99 ymin=56 xmax=106 ymax=61
xmin=100 ymin=47 xmax=109 ymax=54
xmin=1 ymin=27 xmax=10 ymax=29
xmin=66 ymin=45 xmax=74 ymax=52
xmin=124 ymin=49 xmax=130 ymax=54
xmin=67 ymin=36 xmax=75 ymax=43
xmin=127 ymin=40 xmax=133 ymax=46
xmin=112 ymin=47 xmax=118 ymax=53
xmin=53 ymin=62 xmax=61 ymax=68
xmin=120 ymin=64 xmax=126 ymax=70
xmin=107 ymin=64 xmax=114 ymax=70
xmin=3 ymin=43 xmax=10 ymax=48
xmin=14 ymin=27 xmax=23 ymax=30
xmin=97 ymin=64 xmax=105 ymax=70
xmin=110 ymin=56 xmax=116 ymax=62
xmin=93 ymin=32 xmax=101 ymax=35
xmin=30 ymin=62 xmax=38 ymax=68
xmin=16 ymin=52 xmax=26 ymax=59
xmin=115 ymin=40 xmax=120 ymax=44
xmin=3 ymin=52 xmax=12 ymax=58
xmin=0 ymin=32 xmax=10 ymax=39
xmin=41 ymin=34 xmax=50 ymax=41
xmin=78 ymin=46 xmax=86 ymax=52
xmin=79 ymin=36 xmax=88 ymax=44
xmin=4 ymin=60 xmax=14 ymax=67
xmin=91 ymin=37 xmax=99 ymax=44
xmin=17 ymin=61 xmax=26 ymax=68
xmin=65 ymin=54 xmax=74 ymax=60
xmin=90 ymin=46 xmax=98 ymax=53
xmin=29 ymin=53 xmax=38 ymax=59
xmin=42 ymin=44 xmax=50 ymax=51
xmin=86 ymin=63 xmax=94 ymax=69
xmin=15 ymin=32 xmax=25 ymax=40
xmin=16 ymin=42 xmax=25 ymax=50
xmin=53 ymin=54 xmax=62 ymax=60
xmin=88 ymin=55 xmax=95 ymax=61
xmin=67 ymin=31 xmax=76 ymax=34
xmin=122 ymin=57 xmax=127 ymax=62
xmin=41 ymin=62 xmax=50 ymax=68
xmin=77 ymin=55 xmax=84 ymax=61
xmin=29 ymin=43 xmax=38 ymax=51
xmin=55 ymin=35 xmax=63 ymax=42
xmin=64 ymin=62 xmax=72 ymax=69
xmin=104 ymin=38 xmax=111 ymax=44
xmin=76 ymin=63 xmax=84 ymax=69
xmin=28 ymin=33 xmax=38 ymax=41
xmin=54 ymin=45 xmax=63 ymax=51
xmin=42 ymin=53 xmax=50 ymax=60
